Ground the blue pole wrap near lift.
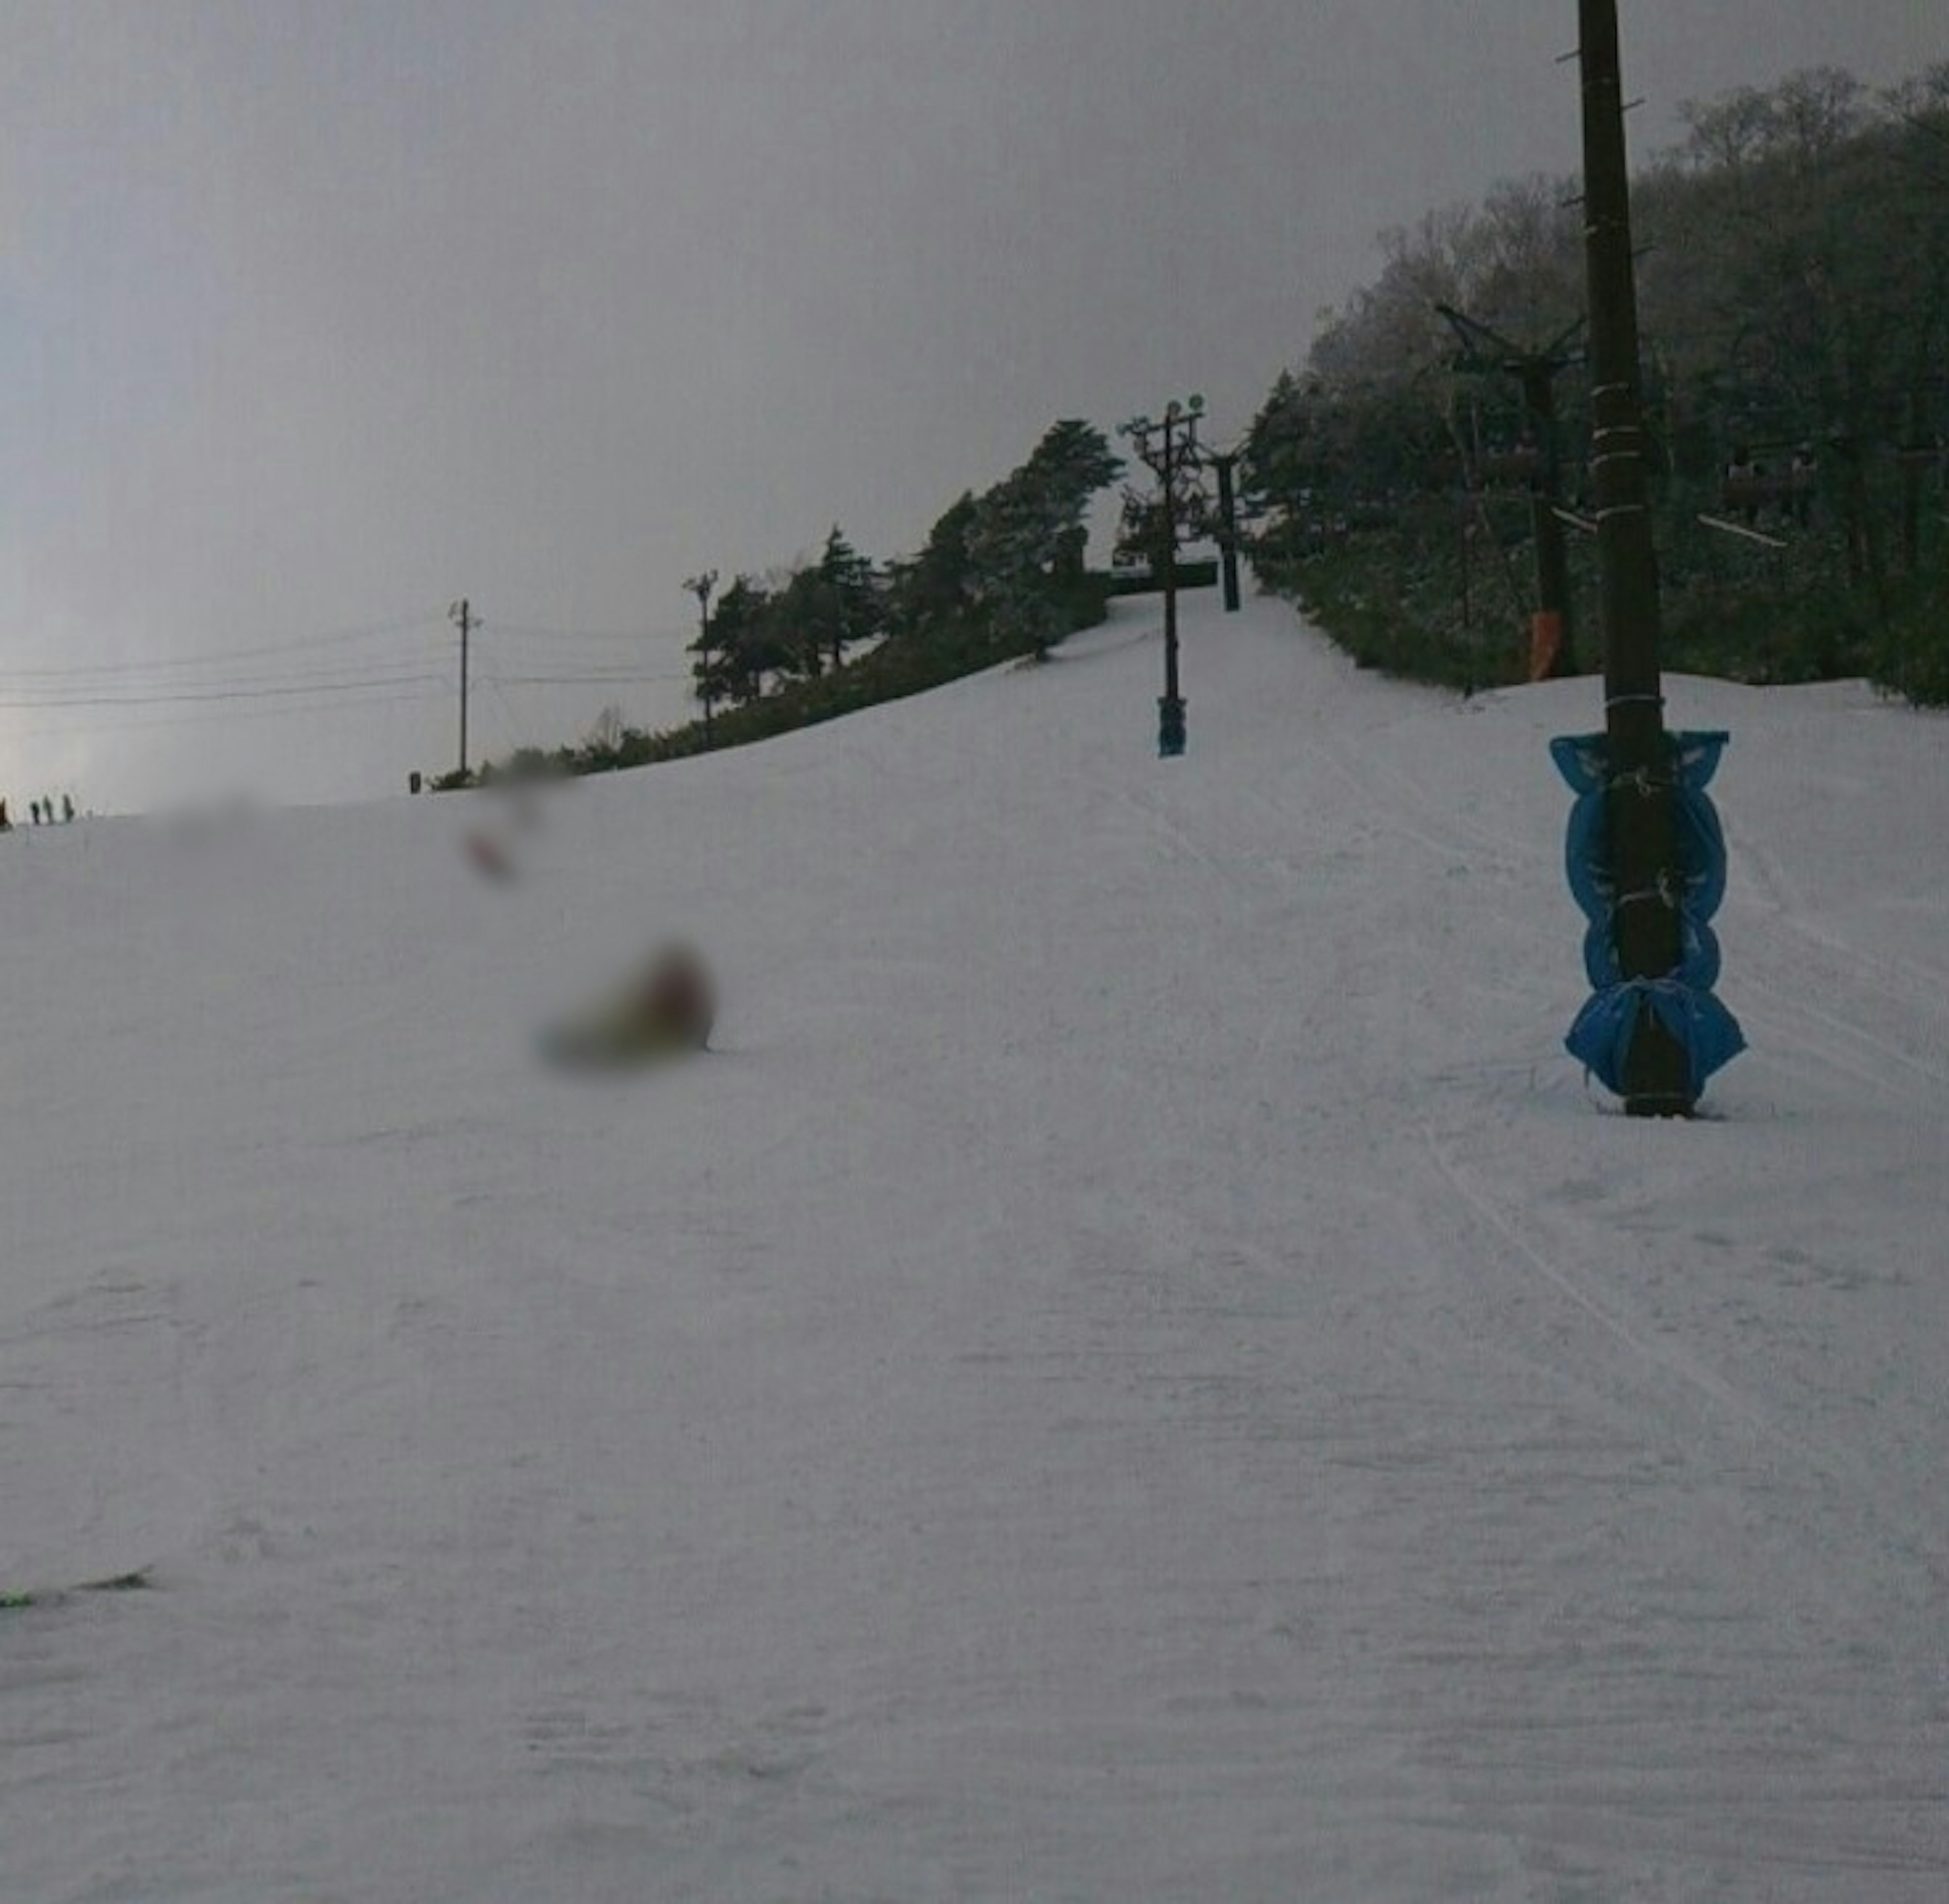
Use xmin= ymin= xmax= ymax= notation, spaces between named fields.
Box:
xmin=1551 ymin=729 xmax=1746 ymax=1101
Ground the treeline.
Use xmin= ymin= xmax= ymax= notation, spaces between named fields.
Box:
xmin=444 ymin=419 xmax=1122 ymax=787
xmin=1240 ymin=63 xmax=1949 ymax=703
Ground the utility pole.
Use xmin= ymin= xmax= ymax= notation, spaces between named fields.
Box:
xmin=1578 ymin=0 xmax=1691 ymax=1114
xmin=1436 ymin=303 xmax=1583 ymax=678
xmin=448 ymin=598 xmax=473 ymax=783
xmin=1119 ymin=395 xmax=1206 ymax=755
xmin=684 ymin=570 xmax=719 ymax=747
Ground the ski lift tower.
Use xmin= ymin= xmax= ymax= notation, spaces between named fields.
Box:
xmin=1436 ymin=303 xmax=1585 ymax=680
xmin=1119 ymin=395 xmax=1207 ymax=756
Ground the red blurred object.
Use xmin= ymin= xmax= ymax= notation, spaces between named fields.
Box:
xmin=465 ymin=830 xmax=513 ymax=881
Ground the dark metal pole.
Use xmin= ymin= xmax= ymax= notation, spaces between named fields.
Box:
xmin=1161 ymin=412 xmax=1180 ymax=708
xmin=1212 ymin=452 xmax=1242 ymax=612
xmin=1580 ymin=0 xmax=1692 ymax=1115
xmin=685 ymin=570 xmax=718 ymax=748
xmin=1120 ymin=399 xmax=1198 ymax=754
xmin=701 ymin=591 xmax=714 ymax=747
xmin=1523 ymin=366 xmax=1574 ymax=677
xmin=450 ymin=597 xmax=471 ymax=781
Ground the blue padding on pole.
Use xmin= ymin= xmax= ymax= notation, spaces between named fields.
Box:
xmin=1549 ymin=728 xmax=1728 ymax=796
xmin=1554 ymin=730 xmax=1730 ymax=927
xmin=1583 ymin=913 xmax=1720 ymax=992
xmin=1552 ymin=729 xmax=1744 ymax=1100
xmin=1566 ymin=979 xmax=1747 ymax=1100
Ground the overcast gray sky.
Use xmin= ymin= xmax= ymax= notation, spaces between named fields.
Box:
xmin=5 ymin=2 xmax=1943 ymax=812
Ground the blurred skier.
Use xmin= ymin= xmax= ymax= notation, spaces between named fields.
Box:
xmin=540 ymin=940 xmax=717 ymax=1067
xmin=640 ymin=940 xmax=716 ymax=1052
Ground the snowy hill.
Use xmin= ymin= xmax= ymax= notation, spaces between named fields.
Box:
xmin=4 ymin=590 xmax=1947 ymax=1902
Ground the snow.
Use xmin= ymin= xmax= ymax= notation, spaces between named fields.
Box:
xmin=4 ymin=586 xmax=1947 ymax=1901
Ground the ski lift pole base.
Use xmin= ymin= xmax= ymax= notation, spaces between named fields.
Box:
xmin=1529 ymin=610 xmax=1567 ymax=682
xmin=1622 ymin=973 xmax=1700 ymax=1119
xmin=1626 ymin=1088 xmax=1695 ymax=1120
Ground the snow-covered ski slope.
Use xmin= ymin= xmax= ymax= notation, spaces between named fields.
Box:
xmin=4 ymin=588 xmax=1947 ymax=1902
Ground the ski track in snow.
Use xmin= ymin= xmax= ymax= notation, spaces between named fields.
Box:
xmin=4 ymin=591 xmax=1948 ymax=1901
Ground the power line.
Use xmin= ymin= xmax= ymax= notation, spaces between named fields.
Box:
xmin=0 ymin=602 xmax=691 ymax=766
xmin=486 ymin=669 xmax=692 ymax=687
xmin=0 ymin=658 xmax=449 ymax=701
xmin=485 ymin=620 xmax=693 ymax=647
xmin=0 ymin=612 xmax=693 ymax=704
xmin=469 ymin=629 xmax=692 ymax=691
xmin=0 ymin=682 xmax=450 ymax=741
xmin=0 ymin=611 xmax=445 ymax=682
xmin=0 ymin=669 xmax=447 ymax=711
xmin=479 ymin=672 xmax=528 ymax=755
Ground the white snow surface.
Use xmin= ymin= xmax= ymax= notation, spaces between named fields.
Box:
xmin=4 ymin=590 xmax=1948 ymax=1902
